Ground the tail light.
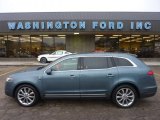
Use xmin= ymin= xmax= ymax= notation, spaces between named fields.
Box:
xmin=147 ymin=70 xmax=154 ymax=76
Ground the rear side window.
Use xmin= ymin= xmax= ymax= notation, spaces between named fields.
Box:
xmin=113 ymin=57 xmax=133 ymax=66
xmin=82 ymin=57 xmax=107 ymax=69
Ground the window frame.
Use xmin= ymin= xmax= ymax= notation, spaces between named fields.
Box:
xmin=44 ymin=57 xmax=81 ymax=73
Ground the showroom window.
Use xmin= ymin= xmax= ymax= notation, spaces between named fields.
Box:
xmin=42 ymin=36 xmax=66 ymax=54
xmin=7 ymin=35 xmax=20 ymax=57
xmin=31 ymin=36 xmax=42 ymax=57
xmin=0 ymin=36 xmax=7 ymax=57
xmin=54 ymin=37 xmax=66 ymax=50
xmin=154 ymin=35 xmax=160 ymax=57
xmin=95 ymin=35 xmax=119 ymax=52
xmin=42 ymin=36 xmax=55 ymax=54
xmin=20 ymin=35 xmax=31 ymax=58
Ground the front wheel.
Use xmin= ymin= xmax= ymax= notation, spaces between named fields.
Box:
xmin=40 ymin=57 xmax=47 ymax=63
xmin=112 ymin=85 xmax=137 ymax=108
xmin=15 ymin=84 xmax=39 ymax=107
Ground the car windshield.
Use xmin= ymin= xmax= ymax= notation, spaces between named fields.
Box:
xmin=51 ymin=52 xmax=56 ymax=55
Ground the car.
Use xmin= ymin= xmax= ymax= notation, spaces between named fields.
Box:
xmin=5 ymin=53 xmax=157 ymax=108
xmin=37 ymin=50 xmax=72 ymax=63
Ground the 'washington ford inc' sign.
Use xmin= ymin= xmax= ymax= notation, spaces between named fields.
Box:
xmin=7 ymin=21 xmax=152 ymax=31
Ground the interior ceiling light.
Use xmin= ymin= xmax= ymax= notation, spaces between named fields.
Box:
xmin=74 ymin=32 xmax=79 ymax=35
xmin=110 ymin=37 xmax=118 ymax=38
xmin=112 ymin=35 xmax=122 ymax=37
xmin=143 ymin=37 xmax=150 ymax=39
xmin=57 ymin=35 xmax=66 ymax=37
xmin=131 ymin=35 xmax=141 ymax=37
xmin=39 ymin=35 xmax=48 ymax=37
xmin=95 ymin=35 xmax=104 ymax=37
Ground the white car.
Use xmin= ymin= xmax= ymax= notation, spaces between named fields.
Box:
xmin=37 ymin=50 xmax=72 ymax=63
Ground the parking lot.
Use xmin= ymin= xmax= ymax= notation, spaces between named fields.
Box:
xmin=0 ymin=66 xmax=160 ymax=120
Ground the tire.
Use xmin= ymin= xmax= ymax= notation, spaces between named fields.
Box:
xmin=40 ymin=57 xmax=47 ymax=63
xmin=15 ymin=84 xmax=40 ymax=107
xmin=112 ymin=85 xmax=137 ymax=108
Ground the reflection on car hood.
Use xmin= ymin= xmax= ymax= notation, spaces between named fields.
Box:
xmin=12 ymin=66 xmax=43 ymax=74
xmin=9 ymin=66 xmax=44 ymax=78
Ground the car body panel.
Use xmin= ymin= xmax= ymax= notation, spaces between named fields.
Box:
xmin=79 ymin=67 xmax=119 ymax=97
xmin=42 ymin=70 xmax=80 ymax=98
xmin=5 ymin=53 xmax=157 ymax=103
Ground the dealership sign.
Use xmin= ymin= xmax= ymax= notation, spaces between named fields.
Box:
xmin=7 ymin=21 xmax=152 ymax=31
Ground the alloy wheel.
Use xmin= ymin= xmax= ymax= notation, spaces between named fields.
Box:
xmin=112 ymin=85 xmax=137 ymax=108
xmin=116 ymin=88 xmax=135 ymax=107
xmin=15 ymin=84 xmax=39 ymax=107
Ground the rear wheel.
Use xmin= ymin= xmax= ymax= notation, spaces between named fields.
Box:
xmin=15 ymin=84 xmax=39 ymax=107
xmin=112 ymin=85 xmax=137 ymax=108
xmin=40 ymin=57 xmax=47 ymax=63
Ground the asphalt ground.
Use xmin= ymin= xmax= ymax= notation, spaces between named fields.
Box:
xmin=0 ymin=66 xmax=160 ymax=120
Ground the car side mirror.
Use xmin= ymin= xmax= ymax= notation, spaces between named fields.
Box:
xmin=45 ymin=68 xmax=52 ymax=75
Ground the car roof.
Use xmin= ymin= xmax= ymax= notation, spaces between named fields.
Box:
xmin=66 ymin=52 xmax=135 ymax=58
xmin=61 ymin=52 xmax=146 ymax=68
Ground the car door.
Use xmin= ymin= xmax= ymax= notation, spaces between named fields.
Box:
xmin=42 ymin=57 xmax=80 ymax=98
xmin=79 ymin=57 xmax=118 ymax=97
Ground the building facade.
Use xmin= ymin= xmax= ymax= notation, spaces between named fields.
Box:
xmin=0 ymin=12 xmax=160 ymax=58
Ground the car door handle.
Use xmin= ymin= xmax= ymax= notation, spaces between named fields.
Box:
xmin=70 ymin=75 xmax=75 ymax=77
xmin=107 ymin=74 xmax=114 ymax=77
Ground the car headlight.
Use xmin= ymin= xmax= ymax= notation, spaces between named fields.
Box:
xmin=6 ymin=77 xmax=13 ymax=82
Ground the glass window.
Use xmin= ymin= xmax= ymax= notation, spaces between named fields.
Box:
xmin=154 ymin=35 xmax=160 ymax=57
xmin=119 ymin=35 xmax=131 ymax=53
xmin=55 ymin=50 xmax=63 ymax=55
xmin=0 ymin=36 xmax=7 ymax=57
xmin=20 ymin=35 xmax=31 ymax=58
xmin=51 ymin=58 xmax=78 ymax=71
xmin=7 ymin=35 xmax=20 ymax=57
xmin=95 ymin=35 xmax=119 ymax=52
xmin=83 ymin=57 xmax=107 ymax=69
xmin=114 ymin=57 xmax=133 ymax=66
xmin=31 ymin=36 xmax=42 ymax=57
xmin=55 ymin=37 xmax=66 ymax=50
xmin=43 ymin=36 xmax=55 ymax=54
xmin=42 ymin=36 xmax=66 ymax=54
xmin=137 ymin=35 xmax=154 ymax=58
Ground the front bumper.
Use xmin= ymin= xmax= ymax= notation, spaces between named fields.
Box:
xmin=37 ymin=57 xmax=41 ymax=62
xmin=5 ymin=81 xmax=15 ymax=97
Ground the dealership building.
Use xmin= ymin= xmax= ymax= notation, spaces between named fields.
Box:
xmin=0 ymin=12 xmax=160 ymax=58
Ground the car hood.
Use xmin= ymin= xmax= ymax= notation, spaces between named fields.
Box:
xmin=9 ymin=66 xmax=44 ymax=79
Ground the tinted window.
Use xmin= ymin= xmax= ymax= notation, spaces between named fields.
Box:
xmin=114 ymin=57 xmax=133 ymax=66
xmin=51 ymin=58 xmax=78 ymax=71
xmin=82 ymin=57 xmax=107 ymax=69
